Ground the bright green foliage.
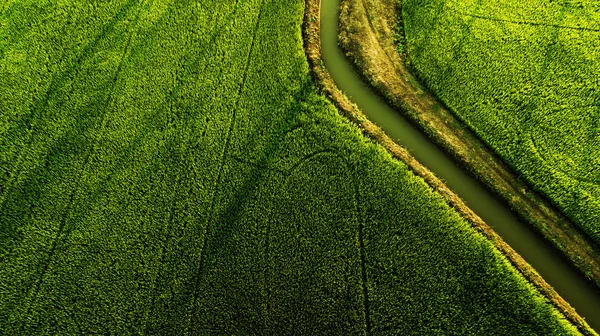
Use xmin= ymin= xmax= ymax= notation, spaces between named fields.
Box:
xmin=403 ymin=0 xmax=600 ymax=241
xmin=0 ymin=0 xmax=578 ymax=334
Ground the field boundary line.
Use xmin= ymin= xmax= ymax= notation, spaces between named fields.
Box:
xmin=301 ymin=0 xmax=598 ymax=334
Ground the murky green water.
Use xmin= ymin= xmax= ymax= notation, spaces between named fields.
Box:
xmin=319 ymin=0 xmax=600 ymax=330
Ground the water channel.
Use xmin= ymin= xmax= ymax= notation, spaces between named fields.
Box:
xmin=320 ymin=0 xmax=600 ymax=330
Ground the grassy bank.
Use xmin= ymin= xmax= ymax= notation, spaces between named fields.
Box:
xmin=0 ymin=0 xmax=587 ymax=334
xmin=337 ymin=0 xmax=600 ymax=290
xmin=403 ymin=0 xmax=600 ymax=246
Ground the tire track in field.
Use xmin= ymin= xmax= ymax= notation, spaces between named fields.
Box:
xmin=140 ymin=2 xmax=244 ymax=333
xmin=232 ymin=155 xmax=288 ymax=175
xmin=53 ymin=0 xmax=242 ymax=210
xmin=193 ymin=79 xmax=310 ymax=332
xmin=186 ymin=0 xmax=266 ymax=332
xmin=449 ymin=6 xmax=588 ymax=187
xmin=285 ymin=149 xmax=336 ymax=173
xmin=229 ymin=122 xmax=326 ymax=178
xmin=281 ymin=150 xmax=369 ymax=335
xmin=17 ymin=0 xmax=149 ymax=329
xmin=529 ymin=133 xmax=599 ymax=186
xmin=261 ymin=167 xmax=274 ymax=329
xmin=518 ymin=8 xmax=581 ymax=183
xmin=451 ymin=4 xmax=576 ymax=183
xmin=581 ymin=106 xmax=600 ymax=184
xmin=208 ymin=80 xmax=308 ymax=330
xmin=1 ymin=0 xmax=196 ymax=272
xmin=483 ymin=5 xmax=600 ymax=203
xmin=332 ymin=152 xmax=371 ymax=336
xmin=0 ymin=0 xmax=139 ymax=210
xmin=349 ymin=162 xmax=371 ymax=336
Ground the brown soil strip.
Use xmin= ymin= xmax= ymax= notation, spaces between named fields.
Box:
xmin=302 ymin=0 xmax=597 ymax=334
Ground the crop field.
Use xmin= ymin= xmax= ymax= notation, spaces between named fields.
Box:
xmin=0 ymin=0 xmax=582 ymax=334
xmin=403 ymin=0 xmax=600 ymax=242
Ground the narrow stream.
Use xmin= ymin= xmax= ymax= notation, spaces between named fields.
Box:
xmin=320 ymin=0 xmax=600 ymax=331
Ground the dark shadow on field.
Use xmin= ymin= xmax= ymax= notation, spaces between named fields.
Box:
xmin=4 ymin=1 xmax=154 ymax=330
xmin=1 ymin=0 xmax=140 ymax=250
xmin=1 ymin=0 xmax=242 ymax=222
xmin=0 ymin=0 xmax=139 ymax=194
xmin=0 ymin=0 xmax=240 ymax=267
xmin=185 ymin=78 xmax=365 ymax=334
xmin=184 ymin=80 xmax=308 ymax=333
xmin=2 ymin=0 xmax=243 ymax=332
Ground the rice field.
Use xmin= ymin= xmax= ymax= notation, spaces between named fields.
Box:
xmin=0 ymin=0 xmax=582 ymax=334
xmin=403 ymin=0 xmax=600 ymax=243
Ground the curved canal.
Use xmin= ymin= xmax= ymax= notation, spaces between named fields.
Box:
xmin=320 ymin=0 xmax=600 ymax=331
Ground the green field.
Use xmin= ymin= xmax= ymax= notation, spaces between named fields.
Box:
xmin=403 ymin=0 xmax=600 ymax=242
xmin=0 ymin=0 xmax=581 ymax=334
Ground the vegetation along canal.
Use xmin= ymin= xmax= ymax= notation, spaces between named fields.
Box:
xmin=320 ymin=0 xmax=600 ymax=330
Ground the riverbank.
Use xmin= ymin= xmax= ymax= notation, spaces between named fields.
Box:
xmin=302 ymin=0 xmax=596 ymax=333
xmin=337 ymin=0 xmax=600 ymax=300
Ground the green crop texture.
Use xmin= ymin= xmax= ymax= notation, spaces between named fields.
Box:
xmin=0 ymin=0 xmax=579 ymax=334
xmin=403 ymin=0 xmax=600 ymax=242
